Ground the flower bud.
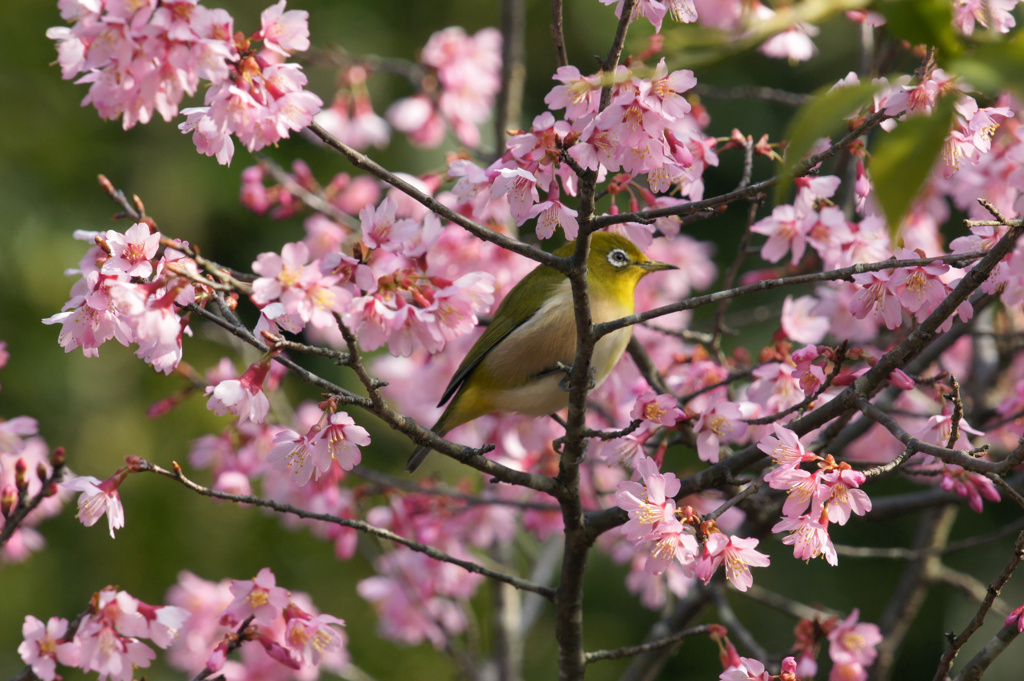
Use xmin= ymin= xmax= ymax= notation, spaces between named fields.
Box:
xmin=1 ymin=484 xmax=17 ymax=517
xmin=14 ymin=458 xmax=28 ymax=492
xmin=50 ymin=446 xmax=66 ymax=469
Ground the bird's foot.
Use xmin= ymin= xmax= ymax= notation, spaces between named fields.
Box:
xmin=557 ymin=362 xmax=598 ymax=392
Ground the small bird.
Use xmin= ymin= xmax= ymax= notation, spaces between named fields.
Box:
xmin=406 ymin=231 xmax=676 ymax=472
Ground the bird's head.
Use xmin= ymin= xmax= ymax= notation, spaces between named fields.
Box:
xmin=569 ymin=232 xmax=677 ymax=297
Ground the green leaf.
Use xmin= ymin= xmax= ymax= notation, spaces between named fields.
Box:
xmin=868 ymin=96 xmax=957 ymax=243
xmin=948 ymin=33 xmax=1024 ymax=99
xmin=775 ymin=81 xmax=882 ymax=205
xmin=879 ymin=0 xmax=961 ymax=57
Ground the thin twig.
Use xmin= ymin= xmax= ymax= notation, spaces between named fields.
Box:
xmin=931 ymin=531 xmax=1024 ymax=681
xmin=596 ymin=251 xmax=988 ymax=337
xmin=584 ymin=625 xmax=712 ymax=663
xmin=692 ymin=85 xmax=812 ymax=107
xmin=592 ymin=109 xmax=892 ymax=229
xmin=190 ymin=617 xmax=256 ymax=681
xmin=744 ymin=340 xmax=848 ymax=426
xmin=351 ymin=466 xmax=561 ymax=512
xmin=255 ymin=154 xmax=359 ymax=229
xmin=136 ymin=459 xmax=556 ymax=598
xmin=0 ymin=452 xmax=66 ymax=550
xmin=307 ymin=120 xmax=569 ymax=271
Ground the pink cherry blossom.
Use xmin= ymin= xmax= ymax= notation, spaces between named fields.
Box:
xmin=357 ymin=547 xmax=480 ymax=648
xmin=616 ymin=455 xmax=681 ymax=533
xmin=939 ymin=465 xmax=1001 ymax=513
xmin=222 ymin=567 xmax=291 ymax=626
xmin=316 ymin=88 xmax=390 ymax=151
xmin=759 ymin=21 xmax=819 ymax=62
xmin=267 ymin=428 xmax=318 ymax=487
xmin=720 ymin=656 xmax=771 ymax=681
xmin=599 ymin=0 xmax=695 ymax=32
xmin=758 ymin=423 xmax=816 ymax=467
xmin=258 ymin=1 xmax=310 ymax=56
xmin=697 ymin=532 xmax=770 ymax=592
xmin=205 ymin=360 xmax=272 ymax=425
xmin=781 ymin=295 xmax=830 ymax=344
xmin=631 ymin=389 xmax=684 ymax=426
xmin=359 ymin=198 xmax=420 ymax=252
xmin=850 ymin=270 xmax=903 ymax=330
xmin=491 ymin=168 xmax=540 ymax=224
xmin=386 ymin=27 xmax=501 ymax=149
xmin=75 ymin=589 xmax=161 ymax=681
xmin=544 ymin=65 xmax=602 ymax=120
xmin=747 ymin=362 xmax=804 ymax=413
xmin=102 ymin=223 xmax=161 ymax=278
xmin=639 ymin=58 xmax=696 ymax=119
xmin=135 ymin=601 xmax=191 ymax=649
xmin=18 ymin=616 xmax=80 ymax=681
xmin=311 ymin=411 xmax=371 ymax=473
xmin=828 ymin=608 xmax=882 ymax=667
xmin=77 ymin=626 xmax=156 ymax=681
xmin=888 ymin=248 xmax=950 ymax=321
xmin=529 ymin=200 xmax=579 ymax=240
xmin=595 ymin=421 xmax=658 ymax=466
xmin=792 ymin=345 xmax=828 ymax=395
xmin=63 ymin=473 xmax=126 ymax=538
xmin=692 ymin=400 xmax=750 ymax=463
xmin=953 ymin=0 xmax=1020 ymax=34
xmin=751 ymin=205 xmax=808 ymax=265
xmin=283 ymin=604 xmax=346 ymax=666
xmin=772 ymin=514 xmax=838 ymax=565
xmin=642 ymin=516 xmax=700 ymax=576
xmin=819 ymin=466 xmax=872 ymax=525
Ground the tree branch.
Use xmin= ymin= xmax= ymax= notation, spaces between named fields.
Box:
xmin=135 ymin=459 xmax=556 ymax=598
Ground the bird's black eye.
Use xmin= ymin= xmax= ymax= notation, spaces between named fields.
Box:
xmin=607 ymin=248 xmax=630 ymax=268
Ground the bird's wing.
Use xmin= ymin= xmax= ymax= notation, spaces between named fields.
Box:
xmin=437 ymin=265 xmax=565 ymax=407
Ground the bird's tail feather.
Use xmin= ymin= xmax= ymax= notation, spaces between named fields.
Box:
xmin=405 ymin=445 xmax=432 ymax=473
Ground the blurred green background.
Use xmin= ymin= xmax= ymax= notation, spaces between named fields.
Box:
xmin=2 ymin=1 xmax=1023 ymax=679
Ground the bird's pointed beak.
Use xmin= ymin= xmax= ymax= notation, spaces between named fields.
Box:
xmin=640 ymin=260 xmax=677 ymax=272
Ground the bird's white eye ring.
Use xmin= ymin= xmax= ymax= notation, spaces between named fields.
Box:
xmin=608 ymin=248 xmax=629 ymax=268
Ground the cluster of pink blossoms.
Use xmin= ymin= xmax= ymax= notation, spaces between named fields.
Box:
xmin=0 ymin=348 xmax=68 ymax=562
xmin=356 ymin=489 xmax=517 ymax=647
xmin=248 ymin=194 xmax=496 ymax=358
xmin=19 ymin=587 xmax=189 ymax=681
xmin=599 ymin=0 xmax=836 ymax=63
xmin=43 ymin=223 xmax=199 ymax=374
xmin=189 ymin=394 xmax=520 ymax=649
xmin=616 ymin=456 xmax=770 ymax=591
xmin=747 ymin=66 xmax=1020 ymax=342
xmin=20 ymin=570 xmax=347 ymax=681
xmin=48 ymin=0 xmax=320 ymax=165
xmin=717 ymin=607 xmax=881 ymax=681
xmin=759 ymin=424 xmax=872 ymax=566
xmin=384 ymin=27 xmax=502 ymax=149
xmin=448 ymin=55 xmax=712 ymax=242
xmin=951 ymin=0 xmax=1020 ymax=35
xmin=268 ymin=406 xmax=371 ymax=486
xmin=749 ymin=172 xmax=970 ymax=340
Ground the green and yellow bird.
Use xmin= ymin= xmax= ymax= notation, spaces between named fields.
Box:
xmin=406 ymin=231 xmax=676 ymax=472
